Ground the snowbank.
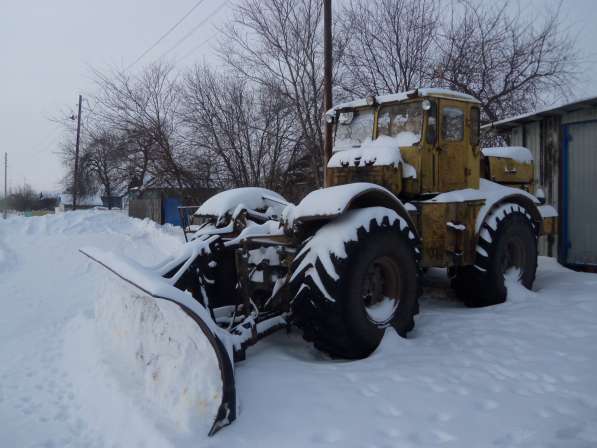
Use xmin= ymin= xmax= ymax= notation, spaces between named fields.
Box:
xmin=1 ymin=210 xmax=596 ymax=448
xmin=94 ymin=280 xmax=223 ymax=434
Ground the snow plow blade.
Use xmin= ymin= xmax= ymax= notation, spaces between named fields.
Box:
xmin=80 ymin=246 xmax=236 ymax=436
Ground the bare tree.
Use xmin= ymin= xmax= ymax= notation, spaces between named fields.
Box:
xmin=181 ymin=65 xmax=303 ymax=197
xmin=435 ymin=0 xmax=578 ymax=122
xmin=59 ymin=0 xmax=579 ymax=200
xmin=60 ymin=139 xmax=97 ymax=202
xmin=219 ymin=0 xmax=348 ymax=188
xmin=83 ymin=130 xmax=127 ymax=207
xmin=338 ymin=0 xmax=440 ymax=97
xmin=91 ymin=63 xmax=187 ymax=189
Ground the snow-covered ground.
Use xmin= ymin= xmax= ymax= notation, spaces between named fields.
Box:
xmin=1 ymin=210 xmax=596 ymax=448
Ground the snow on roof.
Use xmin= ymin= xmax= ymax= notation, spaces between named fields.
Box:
xmin=483 ymin=94 xmax=597 ymax=130
xmin=327 ymin=88 xmax=480 ymax=115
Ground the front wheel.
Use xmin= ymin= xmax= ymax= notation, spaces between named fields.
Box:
xmin=289 ymin=207 xmax=420 ymax=359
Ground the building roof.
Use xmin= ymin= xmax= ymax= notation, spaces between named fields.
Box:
xmin=482 ymin=95 xmax=597 ymax=130
xmin=326 ymin=88 xmax=480 ymax=116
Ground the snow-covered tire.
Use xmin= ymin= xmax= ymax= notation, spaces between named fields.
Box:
xmin=453 ymin=203 xmax=538 ymax=307
xmin=185 ymin=239 xmax=241 ymax=310
xmin=289 ymin=207 xmax=420 ymax=359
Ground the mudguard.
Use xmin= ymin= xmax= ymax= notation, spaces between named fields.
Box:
xmin=286 ymin=182 xmax=418 ymax=238
xmin=80 ymin=245 xmax=236 ymax=436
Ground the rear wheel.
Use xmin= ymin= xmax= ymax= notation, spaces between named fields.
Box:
xmin=289 ymin=207 xmax=420 ymax=359
xmin=453 ymin=203 xmax=538 ymax=307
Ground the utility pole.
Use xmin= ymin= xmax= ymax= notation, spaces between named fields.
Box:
xmin=323 ymin=0 xmax=333 ymax=182
xmin=72 ymin=94 xmax=82 ymax=210
xmin=3 ymin=152 xmax=6 ymax=219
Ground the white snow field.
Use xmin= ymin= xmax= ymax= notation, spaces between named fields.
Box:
xmin=1 ymin=210 xmax=596 ymax=448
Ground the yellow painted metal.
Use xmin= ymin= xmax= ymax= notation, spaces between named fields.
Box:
xmin=485 ymin=156 xmax=534 ymax=185
xmin=541 ymin=216 xmax=558 ymax=236
xmin=326 ymin=165 xmax=403 ymax=193
xmin=436 ymin=99 xmax=481 ymax=192
xmin=414 ymin=199 xmax=485 ymax=267
xmin=323 ymin=91 xmax=554 ymax=269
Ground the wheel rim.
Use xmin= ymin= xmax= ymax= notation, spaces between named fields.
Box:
xmin=499 ymin=235 xmax=526 ymax=279
xmin=360 ymin=255 xmax=400 ymax=325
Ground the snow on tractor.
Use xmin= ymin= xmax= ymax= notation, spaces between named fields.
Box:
xmin=81 ymin=88 xmax=557 ymax=435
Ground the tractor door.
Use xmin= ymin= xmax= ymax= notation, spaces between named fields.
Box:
xmin=438 ymin=100 xmax=467 ymax=192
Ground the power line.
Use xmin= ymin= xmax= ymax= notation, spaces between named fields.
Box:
xmin=127 ymin=0 xmax=207 ymax=70
xmin=156 ymin=1 xmax=230 ymax=62
xmin=176 ymin=35 xmax=214 ymax=63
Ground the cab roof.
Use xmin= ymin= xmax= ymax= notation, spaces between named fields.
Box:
xmin=326 ymin=88 xmax=481 ymax=116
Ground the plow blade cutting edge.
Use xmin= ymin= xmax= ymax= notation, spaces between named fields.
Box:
xmin=79 ymin=246 xmax=236 ymax=436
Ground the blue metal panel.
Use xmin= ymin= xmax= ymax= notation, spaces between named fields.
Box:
xmin=163 ymin=196 xmax=182 ymax=226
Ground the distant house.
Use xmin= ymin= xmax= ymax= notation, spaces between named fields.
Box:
xmin=101 ymin=195 xmax=123 ymax=209
xmin=484 ymin=96 xmax=597 ymax=269
xmin=59 ymin=193 xmax=123 ymax=210
xmin=59 ymin=193 xmax=103 ymax=209
xmin=128 ymin=187 xmax=218 ymax=226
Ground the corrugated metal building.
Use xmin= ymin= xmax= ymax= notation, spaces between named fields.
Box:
xmin=484 ymin=96 xmax=597 ymax=270
xmin=128 ymin=187 xmax=218 ymax=226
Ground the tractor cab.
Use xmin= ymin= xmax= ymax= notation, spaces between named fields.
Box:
xmin=325 ymin=88 xmax=482 ymax=198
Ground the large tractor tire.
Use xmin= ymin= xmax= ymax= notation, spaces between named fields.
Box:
xmin=453 ymin=203 xmax=538 ymax=307
xmin=289 ymin=207 xmax=420 ymax=359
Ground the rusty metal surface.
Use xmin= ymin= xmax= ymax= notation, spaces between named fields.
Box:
xmin=414 ymin=199 xmax=484 ymax=268
xmin=486 ymin=157 xmax=534 ymax=185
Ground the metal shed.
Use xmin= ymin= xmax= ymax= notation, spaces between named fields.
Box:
xmin=484 ymin=96 xmax=597 ymax=270
xmin=128 ymin=187 xmax=218 ymax=226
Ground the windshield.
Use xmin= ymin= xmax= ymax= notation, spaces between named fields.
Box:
xmin=334 ymin=108 xmax=374 ymax=149
xmin=377 ymin=101 xmax=423 ymax=145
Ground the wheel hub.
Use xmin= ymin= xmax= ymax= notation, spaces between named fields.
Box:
xmin=360 ymin=256 xmax=400 ymax=325
xmin=500 ymin=236 xmax=526 ymax=278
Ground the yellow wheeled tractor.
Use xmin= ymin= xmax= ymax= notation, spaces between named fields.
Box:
xmin=82 ymin=88 xmax=557 ymax=434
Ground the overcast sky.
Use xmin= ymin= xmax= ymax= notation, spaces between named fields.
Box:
xmin=1 ymin=0 xmax=596 ymax=193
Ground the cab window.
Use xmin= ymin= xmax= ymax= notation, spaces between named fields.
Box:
xmin=334 ymin=109 xmax=374 ymax=148
xmin=441 ymin=106 xmax=464 ymax=142
xmin=378 ymin=101 xmax=423 ymax=145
